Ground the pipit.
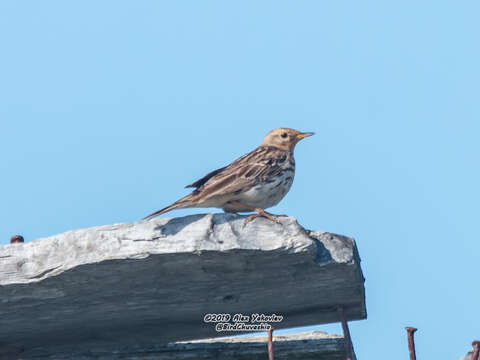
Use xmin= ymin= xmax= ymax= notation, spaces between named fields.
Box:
xmin=144 ymin=128 xmax=314 ymax=225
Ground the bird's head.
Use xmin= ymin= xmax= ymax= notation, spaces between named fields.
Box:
xmin=260 ymin=128 xmax=314 ymax=152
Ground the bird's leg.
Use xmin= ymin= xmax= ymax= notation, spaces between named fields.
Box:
xmin=262 ymin=210 xmax=288 ymax=218
xmin=244 ymin=208 xmax=281 ymax=226
xmin=227 ymin=201 xmax=282 ymax=227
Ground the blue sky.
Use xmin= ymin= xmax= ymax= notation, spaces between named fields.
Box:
xmin=1 ymin=1 xmax=479 ymax=359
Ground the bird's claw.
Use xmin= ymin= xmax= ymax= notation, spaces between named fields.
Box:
xmin=242 ymin=211 xmax=281 ymax=228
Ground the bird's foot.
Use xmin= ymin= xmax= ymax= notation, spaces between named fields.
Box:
xmin=242 ymin=208 xmax=282 ymax=227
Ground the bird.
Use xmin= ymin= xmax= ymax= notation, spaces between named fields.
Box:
xmin=143 ymin=128 xmax=314 ymax=225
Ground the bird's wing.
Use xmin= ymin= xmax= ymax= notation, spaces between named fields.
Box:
xmin=185 ymin=166 xmax=227 ymax=189
xmin=191 ymin=146 xmax=289 ymax=202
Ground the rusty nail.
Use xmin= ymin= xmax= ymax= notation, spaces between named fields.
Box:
xmin=405 ymin=327 xmax=417 ymax=360
xmin=337 ymin=307 xmax=353 ymax=360
xmin=10 ymin=235 xmax=24 ymax=244
xmin=472 ymin=341 xmax=480 ymax=360
xmin=267 ymin=327 xmax=274 ymax=360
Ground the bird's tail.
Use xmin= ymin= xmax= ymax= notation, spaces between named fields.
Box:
xmin=142 ymin=195 xmax=193 ymax=221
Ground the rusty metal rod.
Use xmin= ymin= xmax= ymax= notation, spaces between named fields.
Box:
xmin=337 ymin=307 xmax=353 ymax=360
xmin=472 ymin=341 xmax=480 ymax=360
xmin=267 ymin=327 xmax=274 ymax=360
xmin=405 ymin=327 xmax=417 ymax=360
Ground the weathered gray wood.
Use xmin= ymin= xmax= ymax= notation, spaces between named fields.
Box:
xmin=3 ymin=331 xmax=348 ymax=360
xmin=0 ymin=213 xmax=365 ymax=358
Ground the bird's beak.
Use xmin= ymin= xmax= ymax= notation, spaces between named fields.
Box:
xmin=296 ymin=132 xmax=315 ymax=141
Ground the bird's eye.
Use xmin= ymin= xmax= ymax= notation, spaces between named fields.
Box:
xmin=281 ymin=132 xmax=288 ymax=138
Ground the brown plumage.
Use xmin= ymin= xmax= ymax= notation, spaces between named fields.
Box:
xmin=143 ymin=128 xmax=314 ymax=225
